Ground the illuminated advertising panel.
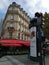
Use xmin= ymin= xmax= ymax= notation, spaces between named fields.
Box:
xmin=30 ymin=27 xmax=37 ymax=57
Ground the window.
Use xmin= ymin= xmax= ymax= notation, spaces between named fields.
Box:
xmin=12 ymin=7 xmax=15 ymax=12
xmin=18 ymin=33 xmax=20 ymax=39
xmin=24 ymin=34 xmax=26 ymax=40
xmin=10 ymin=15 xmax=14 ymax=20
xmin=10 ymin=24 xmax=14 ymax=27
xmin=9 ymin=33 xmax=12 ymax=38
xmin=21 ymin=31 xmax=23 ymax=40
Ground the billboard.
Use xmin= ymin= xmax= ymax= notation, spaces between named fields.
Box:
xmin=30 ymin=27 xmax=37 ymax=57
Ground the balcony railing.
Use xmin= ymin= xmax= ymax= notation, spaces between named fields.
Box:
xmin=8 ymin=27 xmax=14 ymax=33
xmin=8 ymin=10 xmax=18 ymax=14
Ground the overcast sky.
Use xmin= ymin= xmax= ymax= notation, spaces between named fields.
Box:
xmin=0 ymin=0 xmax=49 ymax=19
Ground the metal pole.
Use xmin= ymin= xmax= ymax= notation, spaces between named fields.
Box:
xmin=39 ymin=42 xmax=43 ymax=65
xmin=43 ymin=48 xmax=45 ymax=65
xmin=39 ymin=41 xmax=45 ymax=65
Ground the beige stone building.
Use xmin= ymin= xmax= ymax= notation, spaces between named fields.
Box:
xmin=2 ymin=2 xmax=30 ymax=41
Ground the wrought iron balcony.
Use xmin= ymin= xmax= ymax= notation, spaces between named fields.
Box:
xmin=8 ymin=10 xmax=18 ymax=14
xmin=8 ymin=27 xmax=14 ymax=33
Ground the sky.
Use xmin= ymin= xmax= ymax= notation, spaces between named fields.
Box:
xmin=0 ymin=0 xmax=49 ymax=19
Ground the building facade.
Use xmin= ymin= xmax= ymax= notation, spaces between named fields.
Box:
xmin=2 ymin=2 xmax=30 ymax=41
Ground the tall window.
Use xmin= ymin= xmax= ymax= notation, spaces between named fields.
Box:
xmin=18 ymin=33 xmax=20 ymax=39
xmin=21 ymin=34 xmax=23 ymax=40
xmin=12 ymin=7 xmax=15 ymax=12
xmin=24 ymin=34 xmax=26 ymax=40
xmin=10 ymin=15 xmax=14 ymax=20
xmin=9 ymin=33 xmax=12 ymax=39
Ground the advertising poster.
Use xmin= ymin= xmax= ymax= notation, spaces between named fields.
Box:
xmin=30 ymin=27 xmax=37 ymax=57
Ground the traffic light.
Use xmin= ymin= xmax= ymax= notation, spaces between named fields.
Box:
xmin=35 ymin=12 xmax=43 ymax=18
xmin=35 ymin=12 xmax=40 ymax=17
xmin=29 ymin=18 xmax=37 ymax=29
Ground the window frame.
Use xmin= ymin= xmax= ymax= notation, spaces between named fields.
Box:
xmin=10 ymin=15 xmax=14 ymax=20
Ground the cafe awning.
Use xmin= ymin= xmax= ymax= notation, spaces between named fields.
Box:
xmin=0 ymin=39 xmax=30 ymax=47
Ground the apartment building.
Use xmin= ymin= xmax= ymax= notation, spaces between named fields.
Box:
xmin=2 ymin=2 xmax=30 ymax=41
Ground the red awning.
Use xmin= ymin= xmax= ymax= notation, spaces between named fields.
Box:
xmin=2 ymin=43 xmax=22 ymax=47
xmin=21 ymin=41 xmax=30 ymax=47
xmin=0 ymin=39 xmax=30 ymax=47
xmin=0 ymin=40 xmax=21 ymax=43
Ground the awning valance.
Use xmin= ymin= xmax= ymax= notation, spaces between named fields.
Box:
xmin=0 ymin=39 xmax=30 ymax=47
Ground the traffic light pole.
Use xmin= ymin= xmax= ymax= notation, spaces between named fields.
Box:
xmin=37 ymin=27 xmax=43 ymax=65
xmin=39 ymin=42 xmax=45 ymax=65
xmin=29 ymin=12 xmax=45 ymax=65
xmin=39 ymin=42 xmax=43 ymax=65
xmin=35 ymin=12 xmax=45 ymax=65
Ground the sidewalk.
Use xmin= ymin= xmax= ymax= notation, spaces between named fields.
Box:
xmin=0 ymin=55 xmax=49 ymax=65
xmin=13 ymin=55 xmax=49 ymax=65
xmin=13 ymin=55 xmax=39 ymax=65
xmin=6 ymin=56 xmax=25 ymax=65
xmin=0 ymin=57 xmax=12 ymax=65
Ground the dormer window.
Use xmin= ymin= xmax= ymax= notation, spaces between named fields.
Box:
xmin=10 ymin=15 xmax=14 ymax=20
xmin=12 ymin=2 xmax=16 ymax=6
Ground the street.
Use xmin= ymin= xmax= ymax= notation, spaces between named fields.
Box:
xmin=0 ymin=55 xmax=49 ymax=65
